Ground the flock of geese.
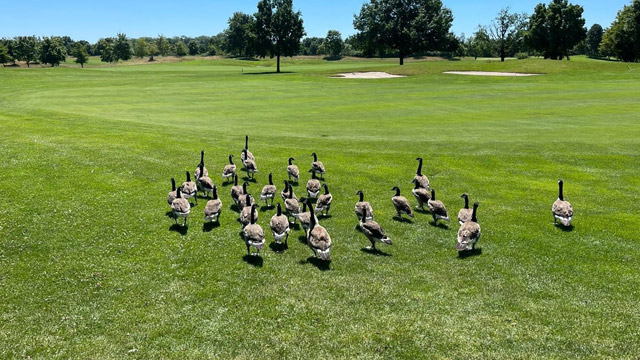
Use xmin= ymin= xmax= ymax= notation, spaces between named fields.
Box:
xmin=167 ymin=136 xmax=574 ymax=262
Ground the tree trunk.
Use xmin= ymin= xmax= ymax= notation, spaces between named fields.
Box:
xmin=277 ymin=55 xmax=280 ymax=73
xmin=501 ymin=54 xmax=505 ymax=62
xmin=81 ymin=63 xmax=84 ymax=68
xmin=27 ymin=62 xmax=30 ymax=68
xmin=51 ymin=63 xmax=55 ymax=67
xmin=399 ymin=56 xmax=404 ymax=65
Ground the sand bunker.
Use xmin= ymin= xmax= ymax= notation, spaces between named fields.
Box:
xmin=443 ymin=71 xmax=541 ymax=77
xmin=333 ymin=72 xmax=406 ymax=79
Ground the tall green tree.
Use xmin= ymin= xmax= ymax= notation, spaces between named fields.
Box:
xmin=354 ymin=0 xmax=454 ymax=65
xmin=114 ymin=33 xmax=132 ymax=61
xmin=157 ymin=35 xmax=170 ymax=56
xmin=14 ymin=36 xmax=39 ymax=67
xmin=224 ymin=12 xmax=257 ymax=57
xmin=97 ymin=38 xmax=116 ymax=63
xmin=72 ymin=43 xmax=89 ymax=68
xmin=39 ymin=37 xmax=66 ymax=67
xmin=525 ymin=0 xmax=587 ymax=60
xmin=255 ymin=0 xmax=305 ymax=73
xmin=147 ymin=42 xmax=159 ymax=61
xmin=188 ymin=40 xmax=199 ymax=55
xmin=134 ymin=38 xmax=148 ymax=58
xmin=489 ymin=7 xmax=527 ymax=62
xmin=0 ymin=43 xmax=12 ymax=65
xmin=324 ymin=30 xmax=344 ymax=58
xmin=468 ymin=27 xmax=494 ymax=59
xmin=585 ymin=24 xmax=604 ymax=57
xmin=602 ymin=0 xmax=640 ymax=62
xmin=175 ymin=41 xmax=188 ymax=57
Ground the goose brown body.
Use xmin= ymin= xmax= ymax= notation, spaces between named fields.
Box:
xmin=355 ymin=190 xmax=374 ymax=221
xmin=458 ymin=194 xmax=472 ymax=225
xmin=307 ymin=202 xmax=331 ymax=261
xmin=391 ymin=187 xmax=414 ymax=218
xmin=428 ymin=189 xmax=449 ymax=223
xmin=270 ymin=203 xmax=290 ymax=243
xmin=457 ymin=202 xmax=481 ymax=251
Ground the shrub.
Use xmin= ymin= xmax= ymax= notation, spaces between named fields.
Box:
xmin=516 ymin=52 xmax=529 ymax=59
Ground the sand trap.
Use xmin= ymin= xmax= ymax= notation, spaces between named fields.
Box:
xmin=332 ymin=72 xmax=406 ymax=79
xmin=443 ymin=71 xmax=542 ymax=77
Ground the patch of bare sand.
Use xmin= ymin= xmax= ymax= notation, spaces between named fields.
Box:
xmin=443 ymin=71 xmax=542 ymax=77
xmin=332 ymin=72 xmax=406 ymax=79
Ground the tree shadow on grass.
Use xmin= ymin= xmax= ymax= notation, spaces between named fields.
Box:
xmin=301 ymin=256 xmax=331 ymax=271
xmin=242 ymin=254 xmax=263 ymax=267
xmin=458 ymin=248 xmax=482 ymax=259
xmin=361 ymin=247 xmax=392 ymax=257
xmin=202 ymin=221 xmax=220 ymax=233
xmin=169 ymin=224 xmax=188 ymax=236
xmin=243 ymin=71 xmax=294 ymax=75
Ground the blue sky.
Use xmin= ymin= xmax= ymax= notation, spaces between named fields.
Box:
xmin=0 ymin=0 xmax=630 ymax=42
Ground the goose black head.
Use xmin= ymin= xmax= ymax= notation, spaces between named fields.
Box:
xmin=558 ymin=179 xmax=564 ymax=201
xmin=461 ymin=193 xmax=469 ymax=208
xmin=229 ymin=154 xmax=234 ymax=164
xmin=431 ymin=189 xmax=436 ymax=200
xmin=356 ymin=190 xmax=364 ymax=202
xmin=171 ymin=178 xmax=176 ymax=191
xmin=276 ymin=203 xmax=282 ymax=216
xmin=242 ymin=182 xmax=249 ymax=193
xmin=472 ymin=202 xmax=479 ymax=222
xmin=322 ymin=183 xmax=329 ymax=194
xmin=268 ymin=173 xmax=273 ymax=185
xmin=186 ymin=171 xmax=191 ymax=182
xmin=213 ymin=185 xmax=218 ymax=200
xmin=288 ymin=157 xmax=295 ymax=165
xmin=200 ymin=150 xmax=205 ymax=164
xmin=311 ymin=152 xmax=318 ymax=161
xmin=245 ymin=135 xmax=249 ymax=149
xmin=392 ymin=186 xmax=401 ymax=196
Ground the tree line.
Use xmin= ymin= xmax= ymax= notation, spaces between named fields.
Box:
xmin=2 ymin=0 xmax=640 ymax=69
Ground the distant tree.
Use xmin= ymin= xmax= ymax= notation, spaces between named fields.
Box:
xmin=14 ymin=36 xmax=39 ymax=67
xmin=224 ymin=12 xmax=257 ymax=57
xmin=72 ymin=43 xmax=89 ymax=68
xmin=114 ymin=33 xmax=132 ymax=61
xmin=489 ymin=7 xmax=527 ymax=61
xmin=188 ymin=40 xmax=199 ymax=55
xmin=157 ymin=35 xmax=170 ymax=56
xmin=175 ymin=41 xmax=188 ymax=57
xmin=300 ymin=37 xmax=323 ymax=55
xmin=134 ymin=38 xmax=148 ymax=58
xmin=525 ymin=0 xmax=587 ymax=60
xmin=59 ymin=36 xmax=74 ymax=55
xmin=97 ymin=38 xmax=116 ymax=63
xmin=354 ymin=0 xmax=454 ymax=65
xmin=599 ymin=28 xmax=616 ymax=60
xmin=585 ymin=24 xmax=604 ymax=57
xmin=468 ymin=26 xmax=493 ymax=59
xmin=255 ymin=0 xmax=306 ymax=73
xmin=39 ymin=37 xmax=66 ymax=67
xmin=147 ymin=42 xmax=159 ymax=61
xmin=324 ymin=30 xmax=344 ymax=58
xmin=602 ymin=0 xmax=640 ymax=62
xmin=0 ymin=43 xmax=11 ymax=65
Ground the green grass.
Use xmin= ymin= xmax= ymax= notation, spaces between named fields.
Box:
xmin=1 ymin=56 xmax=639 ymax=359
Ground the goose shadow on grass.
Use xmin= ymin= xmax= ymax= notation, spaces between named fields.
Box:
xmin=169 ymin=224 xmax=188 ymax=236
xmin=230 ymin=204 xmax=241 ymax=213
xmin=354 ymin=224 xmax=363 ymax=232
xmin=393 ymin=216 xmax=413 ymax=223
xmin=457 ymin=248 xmax=482 ymax=259
xmin=269 ymin=241 xmax=288 ymax=253
xmin=260 ymin=205 xmax=275 ymax=212
xmin=165 ymin=211 xmax=174 ymax=219
xmin=556 ymin=224 xmax=575 ymax=232
xmin=301 ymin=256 xmax=331 ymax=271
xmin=221 ymin=181 xmax=234 ymax=187
xmin=202 ymin=221 xmax=220 ymax=232
xmin=361 ymin=247 xmax=392 ymax=257
xmin=430 ymin=221 xmax=450 ymax=229
xmin=297 ymin=234 xmax=307 ymax=245
xmin=242 ymin=254 xmax=264 ymax=267
xmin=242 ymin=176 xmax=258 ymax=183
xmin=415 ymin=208 xmax=430 ymax=215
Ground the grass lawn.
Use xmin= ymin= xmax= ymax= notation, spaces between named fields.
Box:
xmin=1 ymin=56 xmax=639 ymax=359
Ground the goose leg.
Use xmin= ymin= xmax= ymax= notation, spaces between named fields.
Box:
xmin=246 ymin=243 xmax=251 ymax=256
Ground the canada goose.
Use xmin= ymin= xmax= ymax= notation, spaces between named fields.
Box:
xmin=222 ymin=154 xmax=236 ymax=182
xmin=458 ymin=193 xmax=473 ymax=225
xmin=281 ymin=180 xmax=290 ymax=201
xmin=457 ymin=202 xmax=481 ymax=251
xmin=260 ymin=173 xmax=277 ymax=207
xmin=204 ymin=185 xmax=222 ymax=223
xmin=284 ymin=187 xmax=300 ymax=223
xmin=315 ymin=184 xmax=333 ymax=216
xmin=194 ymin=150 xmax=209 ymax=180
xmin=307 ymin=201 xmax=332 ymax=261
xmin=167 ymin=178 xmax=177 ymax=206
xmin=287 ymin=157 xmax=299 ymax=181
xmin=240 ymin=195 xmax=258 ymax=228
xmin=297 ymin=197 xmax=316 ymax=232
xmin=391 ymin=187 xmax=414 ymax=219
xmin=230 ymin=174 xmax=244 ymax=205
xmin=171 ymin=187 xmax=191 ymax=226
xmin=242 ymin=149 xmax=258 ymax=179
xmin=360 ymin=207 xmax=391 ymax=250
xmin=413 ymin=157 xmax=430 ymax=190
xmin=355 ymin=190 xmax=374 ymax=221
xmin=243 ymin=204 xmax=265 ymax=256
xmin=552 ymin=179 xmax=574 ymax=227
xmin=411 ymin=178 xmax=431 ymax=210
xmin=237 ymin=183 xmax=253 ymax=208
xmin=309 ymin=152 xmax=325 ymax=179
xmin=196 ymin=163 xmax=214 ymax=198
xmin=428 ymin=189 xmax=450 ymax=223
xmin=270 ymin=203 xmax=290 ymax=245
xmin=181 ymin=171 xmax=198 ymax=204
xmin=306 ymin=172 xmax=321 ymax=198
xmin=241 ymin=135 xmax=255 ymax=162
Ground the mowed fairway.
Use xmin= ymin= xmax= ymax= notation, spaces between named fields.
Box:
xmin=1 ymin=57 xmax=639 ymax=359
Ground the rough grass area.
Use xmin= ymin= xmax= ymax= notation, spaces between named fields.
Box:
xmin=1 ymin=56 xmax=639 ymax=359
